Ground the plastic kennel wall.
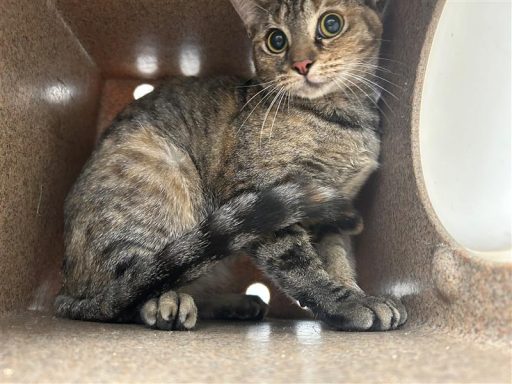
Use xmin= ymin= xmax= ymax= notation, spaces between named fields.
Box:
xmin=0 ymin=0 xmax=511 ymax=381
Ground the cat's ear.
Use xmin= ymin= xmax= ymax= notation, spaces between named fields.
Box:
xmin=364 ymin=0 xmax=390 ymax=16
xmin=229 ymin=0 xmax=270 ymax=37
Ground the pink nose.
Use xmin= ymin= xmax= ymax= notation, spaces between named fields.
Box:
xmin=292 ymin=60 xmax=313 ymax=76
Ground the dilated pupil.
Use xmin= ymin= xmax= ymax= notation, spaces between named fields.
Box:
xmin=271 ymin=32 xmax=285 ymax=50
xmin=324 ymin=15 xmax=340 ymax=34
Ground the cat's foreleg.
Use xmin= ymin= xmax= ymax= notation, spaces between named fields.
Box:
xmin=252 ymin=225 xmax=407 ymax=331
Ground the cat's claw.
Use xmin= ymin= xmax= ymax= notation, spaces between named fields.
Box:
xmin=320 ymin=295 xmax=407 ymax=332
xmin=140 ymin=291 xmax=197 ymax=331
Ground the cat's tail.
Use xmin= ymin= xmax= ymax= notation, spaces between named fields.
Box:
xmin=204 ymin=182 xmax=350 ymax=248
xmin=55 ymin=182 xmax=350 ymax=322
xmin=152 ymin=181 xmax=351 ymax=269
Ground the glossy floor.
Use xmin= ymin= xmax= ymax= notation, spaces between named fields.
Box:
xmin=1 ymin=313 xmax=510 ymax=383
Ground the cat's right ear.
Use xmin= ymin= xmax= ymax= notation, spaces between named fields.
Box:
xmin=229 ymin=0 xmax=269 ymax=37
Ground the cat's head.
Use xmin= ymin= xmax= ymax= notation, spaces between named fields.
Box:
xmin=230 ymin=0 xmax=386 ymax=99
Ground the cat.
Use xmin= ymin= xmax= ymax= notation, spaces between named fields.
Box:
xmin=55 ymin=0 xmax=407 ymax=332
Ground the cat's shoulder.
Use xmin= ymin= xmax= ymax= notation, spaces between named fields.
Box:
xmin=157 ymin=75 xmax=248 ymax=92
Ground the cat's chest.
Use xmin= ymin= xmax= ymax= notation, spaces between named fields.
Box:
xmin=242 ymin=115 xmax=380 ymax=196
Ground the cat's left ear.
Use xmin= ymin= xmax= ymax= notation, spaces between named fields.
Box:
xmin=229 ymin=0 xmax=270 ymax=37
xmin=364 ymin=0 xmax=390 ymax=17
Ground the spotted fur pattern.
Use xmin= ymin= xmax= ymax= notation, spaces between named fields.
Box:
xmin=55 ymin=0 xmax=407 ymax=331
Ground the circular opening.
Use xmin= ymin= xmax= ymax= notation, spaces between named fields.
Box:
xmin=133 ymin=83 xmax=155 ymax=100
xmin=419 ymin=0 xmax=511 ymax=261
xmin=245 ymin=282 xmax=271 ymax=304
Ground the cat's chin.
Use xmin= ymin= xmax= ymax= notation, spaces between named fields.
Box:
xmin=292 ymin=83 xmax=333 ymax=100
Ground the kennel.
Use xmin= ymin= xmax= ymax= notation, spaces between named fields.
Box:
xmin=1 ymin=0 xmax=511 ymax=382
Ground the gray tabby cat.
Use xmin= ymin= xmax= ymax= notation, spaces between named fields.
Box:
xmin=55 ymin=0 xmax=407 ymax=332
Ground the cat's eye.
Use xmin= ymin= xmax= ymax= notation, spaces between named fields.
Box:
xmin=266 ymin=29 xmax=288 ymax=54
xmin=318 ymin=13 xmax=344 ymax=39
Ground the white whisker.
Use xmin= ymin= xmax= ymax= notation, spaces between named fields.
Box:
xmin=330 ymin=76 xmax=365 ymax=111
xmin=344 ymin=72 xmax=396 ymax=115
xmin=349 ymin=68 xmax=402 ymax=89
xmin=269 ymin=89 xmax=287 ymax=139
xmin=341 ymin=74 xmax=393 ymax=120
xmin=240 ymin=82 xmax=279 ymax=112
xmin=260 ymin=87 xmax=285 ymax=146
xmin=238 ymin=85 xmax=280 ymax=133
xmin=236 ymin=79 xmax=280 ymax=89
xmin=347 ymin=71 xmax=399 ymax=100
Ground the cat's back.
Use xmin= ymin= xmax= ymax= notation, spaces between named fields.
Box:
xmin=65 ymin=76 xmax=244 ymax=233
xmin=111 ymin=76 xmax=242 ymax=130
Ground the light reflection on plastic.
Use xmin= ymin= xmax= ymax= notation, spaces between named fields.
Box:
xmin=179 ymin=44 xmax=201 ymax=77
xmin=246 ymin=322 xmax=271 ymax=342
xmin=248 ymin=56 xmax=256 ymax=76
xmin=136 ymin=54 xmax=159 ymax=76
xmin=385 ymin=280 xmax=422 ymax=299
xmin=44 ymin=83 xmax=74 ymax=104
xmin=294 ymin=321 xmax=322 ymax=345
xmin=28 ymin=279 xmax=51 ymax=312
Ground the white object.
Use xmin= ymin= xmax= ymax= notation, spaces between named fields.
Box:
xmin=133 ymin=83 xmax=155 ymax=100
xmin=419 ymin=0 xmax=512 ymax=261
xmin=246 ymin=283 xmax=271 ymax=304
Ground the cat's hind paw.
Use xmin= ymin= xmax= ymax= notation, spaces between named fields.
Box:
xmin=140 ymin=291 xmax=198 ymax=331
xmin=198 ymin=294 xmax=268 ymax=321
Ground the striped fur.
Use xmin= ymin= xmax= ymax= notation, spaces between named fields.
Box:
xmin=55 ymin=0 xmax=406 ymax=331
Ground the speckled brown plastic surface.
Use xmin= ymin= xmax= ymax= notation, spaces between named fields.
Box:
xmin=0 ymin=1 xmax=510 ymax=381
xmin=355 ymin=0 xmax=512 ymax=344
xmin=0 ymin=0 xmax=101 ymax=313
xmin=55 ymin=0 xmax=255 ymax=80
xmin=0 ymin=314 xmax=510 ymax=383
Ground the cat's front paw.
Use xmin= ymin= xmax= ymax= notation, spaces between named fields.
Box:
xmin=140 ymin=291 xmax=198 ymax=331
xmin=319 ymin=295 xmax=407 ymax=332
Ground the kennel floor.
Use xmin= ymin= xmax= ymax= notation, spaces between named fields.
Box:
xmin=0 ymin=312 xmax=510 ymax=383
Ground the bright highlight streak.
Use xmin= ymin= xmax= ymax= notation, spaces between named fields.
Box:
xmin=136 ymin=54 xmax=159 ymax=76
xmin=179 ymin=45 xmax=201 ymax=77
xmin=44 ymin=83 xmax=74 ymax=104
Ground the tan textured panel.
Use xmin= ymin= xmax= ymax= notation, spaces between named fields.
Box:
xmin=55 ymin=0 xmax=254 ymax=79
xmin=355 ymin=0 xmax=512 ymax=343
xmin=96 ymin=79 xmax=144 ymax=135
xmin=0 ymin=0 xmax=101 ymax=313
xmin=0 ymin=314 xmax=510 ymax=383
xmin=1 ymin=0 xmax=510 ymax=345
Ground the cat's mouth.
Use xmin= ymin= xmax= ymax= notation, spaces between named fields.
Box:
xmin=304 ymin=77 xmax=324 ymax=88
xmin=288 ymin=75 xmax=331 ymax=99
xmin=284 ymin=68 xmax=343 ymax=99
